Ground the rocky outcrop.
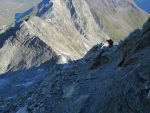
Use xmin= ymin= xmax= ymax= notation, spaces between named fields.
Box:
xmin=0 ymin=21 xmax=58 ymax=73
xmin=0 ymin=17 xmax=150 ymax=113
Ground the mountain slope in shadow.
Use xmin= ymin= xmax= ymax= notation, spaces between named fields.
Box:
xmin=0 ymin=17 xmax=150 ymax=113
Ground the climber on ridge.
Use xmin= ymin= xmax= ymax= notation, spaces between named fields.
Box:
xmin=106 ymin=38 xmax=114 ymax=48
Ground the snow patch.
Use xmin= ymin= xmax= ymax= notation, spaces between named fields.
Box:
xmin=61 ymin=56 xmax=68 ymax=63
xmin=101 ymin=43 xmax=109 ymax=49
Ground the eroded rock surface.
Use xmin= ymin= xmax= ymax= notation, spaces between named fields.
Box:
xmin=0 ymin=17 xmax=150 ymax=113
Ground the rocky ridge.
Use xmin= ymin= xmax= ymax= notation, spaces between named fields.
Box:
xmin=0 ymin=0 xmax=148 ymax=74
xmin=0 ymin=17 xmax=150 ymax=113
xmin=0 ymin=1 xmax=149 ymax=112
xmin=0 ymin=0 xmax=109 ymax=74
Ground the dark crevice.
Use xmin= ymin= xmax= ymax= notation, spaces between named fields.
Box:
xmin=118 ymin=52 xmax=127 ymax=67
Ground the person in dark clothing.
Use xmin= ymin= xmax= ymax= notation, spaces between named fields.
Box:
xmin=106 ymin=39 xmax=114 ymax=48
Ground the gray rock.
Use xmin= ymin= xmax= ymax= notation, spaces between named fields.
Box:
xmin=0 ymin=4 xmax=150 ymax=113
xmin=16 ymin=106 xmax=28 ymax=113
xmin=147 ymin=91 xmax=150 ymax=99
xmin=145 ymin=81 xmax=150 ymax=89
xmin=139 ymin=72 xmax=150 ymax=81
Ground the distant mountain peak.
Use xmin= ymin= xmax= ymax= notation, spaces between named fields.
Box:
xmin=15 ymin=0 xmax=53 ymax=22
xmin=0 ymin=0 xmax=106 ymax=74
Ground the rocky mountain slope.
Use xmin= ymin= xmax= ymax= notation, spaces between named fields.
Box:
xmin=85 ymin=0 xmax=149 ymax=41
xmin=0 ymin=0 xmax=148 ymax=74
xmin=0 ymin=16 xmax=150 ymax=113
xmin=0 ymin=0 xmax=109 ymax=74
xmin=0 ymin=0 xmax=41 ymax=27
xmin=0 ymin=1 xmax=149 ymax=112
xmin=0 ymin=0 xmax=149 ymax=38
xmin=0 ymin=0 xmax=149 ymax=113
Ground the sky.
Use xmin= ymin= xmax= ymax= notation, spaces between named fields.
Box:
xmin=134 ymin=0 xmax=150 ymax=13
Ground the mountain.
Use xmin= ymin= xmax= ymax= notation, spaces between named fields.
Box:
xmin=0 ymin=16 xmax=150 ymax=113
xmin=0 ymin=0 xmax=150 ymax=112
xmin=0 ymin=0 xmax=148 ymax=74
xmin=0 ymin=0 xmax=149 ymax=39
xmin=134 ymin=0 xmax=150 ymax=13
xmin=85 ymin=0 xmax=149 ymax=41
xmin=0 ymin=0 xmax=41 ymax=27
xmin=0 ymin=0 xmax=109 ymax=74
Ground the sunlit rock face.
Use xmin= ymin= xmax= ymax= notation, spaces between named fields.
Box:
xmin=85 ymin=0 xmax=148 ymax=41
xmin=0 ymin=0 xmax=148 ymax=74
xmin=0 ymin=0 xmax=109 ymax=74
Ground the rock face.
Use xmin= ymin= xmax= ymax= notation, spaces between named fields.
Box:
xmin=0 ymin=0 xmax=148 ymax=74
xmin=0 ymin=0 xmax=149 ymax=112
xmin=0 ymin=0 xmax=112 ymax=74
xmin=85 ymin=0 xmax=149 ymax=41
xmin=0 ymin=16 xmax=150 ymax=113
xmin=0 ymin=22 xmax=58 ymax=73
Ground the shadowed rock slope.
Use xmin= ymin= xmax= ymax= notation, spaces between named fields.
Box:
xmin=0 ymin=17 xmax=150 ymax=113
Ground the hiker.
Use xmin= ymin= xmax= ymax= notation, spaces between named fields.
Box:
xmin=106 ymin=38 xmax=113 ymax=48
